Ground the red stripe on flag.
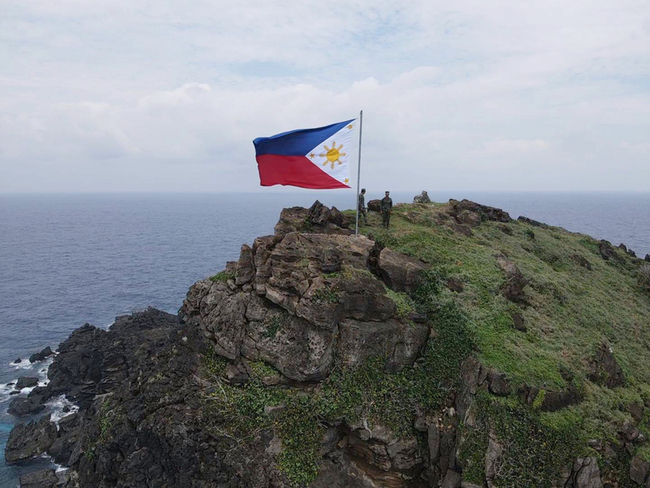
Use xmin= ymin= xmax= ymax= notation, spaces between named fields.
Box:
xmin=256 ymin=155 xmax=348 ymax=189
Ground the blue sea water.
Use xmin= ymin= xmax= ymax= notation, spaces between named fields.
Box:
xmin=0 ymin=191 xmax=649 ymax=486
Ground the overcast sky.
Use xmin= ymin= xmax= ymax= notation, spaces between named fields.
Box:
xmin=1 ymin=1 xmax=649 ymax=193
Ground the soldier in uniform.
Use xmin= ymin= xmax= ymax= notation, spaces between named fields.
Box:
xmin=358 ymin=188 xmax=368 ymax=226
xmin=381 ymin=191 xmax=393 ymax=229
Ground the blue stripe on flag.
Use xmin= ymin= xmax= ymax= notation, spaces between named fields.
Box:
xmin=253 ymin=119 xmax=355 ymax=156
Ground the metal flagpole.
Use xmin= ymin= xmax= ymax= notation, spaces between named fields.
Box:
xmin=355 ymin=110 xmax=363 ymax=236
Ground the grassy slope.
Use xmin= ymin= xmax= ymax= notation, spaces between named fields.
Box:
xmin=203 ymin=202 xmax=650 ymax=486
xmin=358 ymin=203 xmax=650 ymax=452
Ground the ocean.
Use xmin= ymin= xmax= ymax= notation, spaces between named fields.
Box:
xmin=1 ymin=191 xmax=649 ymax=486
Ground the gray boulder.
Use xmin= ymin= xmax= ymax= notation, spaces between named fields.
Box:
xmin=338 ymin=319 xmax=428 ymax=372
xmin=15 ymin=376 xmax=39 ymax=389
xmin=5 ymin=416 xmax=58 ymax=463
xmin=573 ymin=457 xmax=603 ymax=488
xmin=7 ymin=397 xmax=45 ymax=417
xmin=19 ymin=469 xmax=59 ymax=488
xmin=587 ymin=343 xmax=624 ymax=388
xmin=413 ymin=190 xmax=432 ymax=204
xmin=378 ymin=248 xmax=427 ymax=294
xmin=629 ymin=454 xmax=650 ymax=485
xmin=496 ymin=254 xmax=528 ymax=303
xmin=29 ymin=346 xmax=54 ymax=363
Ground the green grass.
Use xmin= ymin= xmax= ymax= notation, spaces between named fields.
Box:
xmin=202 ymin=202 xmax=650 ymax=485
xmin=209 ymin=271 xmax=234 ymax=283
xmin=385 ymin=289 xmax=416 ymax=319
xmin=458 ymin=392 xmax=586 ymax=487
xmin=357 ymin=204 xmax=650 ymax=462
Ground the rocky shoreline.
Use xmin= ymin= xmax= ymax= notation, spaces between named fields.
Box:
xmin=4 ymin=200 xmax=650 ymax=488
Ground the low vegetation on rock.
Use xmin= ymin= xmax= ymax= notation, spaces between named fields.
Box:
xmin=5 ymin=199 xmax=650 ymax=488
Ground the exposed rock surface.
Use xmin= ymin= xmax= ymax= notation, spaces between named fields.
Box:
xmin=587 ymin=343 xmax=625 ymax=388
xmin=5 ymin=201 xmax=635 ymax=488
xmin=378 ymin=248 xmax=427 ymax=294
xmin=5 ymin=416 xmax=58 ymax=462
xmin=274 ymin=200 xmax=351 ymax=236
xmin=29 ymin=346 xmax=54 ymax=363
xmin=7 ymin=396 xmax=45 ymax=416
xmin=496 ymin=254 xmax=528 ymax=303
xmin=182 ymin=221 xmax=428 ymax=382
xmin=448 ymin=199 xmax=511 ymax=224
xmin=399 ymin=199 xmax=511 ymax=238
xmin=368 ymin=199 xmax=382 ymax=212
xmin=15 ymin=376 xmax=39 ymax=389
xmin=517 ymin=216 xmax=548 ymax=228
xmin=19 ymin=469 xmax=59 ymax=488
xmin=413 ymin=191 xmax=432 ymax=204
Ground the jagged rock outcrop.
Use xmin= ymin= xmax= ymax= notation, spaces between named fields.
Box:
xmin=19 ymin=469 xmax=60 ymax=488
xmin=368 ymin=199 xmax=382 ymax=212
xmin=448 ymin=199 xmax=511 ymax=224
xmin=496 ymin=254 xmax=528 ymax=303
xmin=5 ymin=416 xmax=58 ymax=463
xmin=399 ymin=198 xmax=512 ymax=238
xmin=29 ymin=345 xmax=54 ymax=363
xmin=15 ymin=376 xmax=39 ymax=389
xmin=588 ymin=343 xmax=624 ymax=388
xmin=181 ymin=222 xmax=429 ymax=382
xmin=7 ymin=201 xmax=638 ymax=488
xmin=517 ymin=216 xmax=548 ymax=228
xmin=274 ymin=200 xmax=351 ymax=236
xmin=413 ymin=191 xmax=431 ymax=204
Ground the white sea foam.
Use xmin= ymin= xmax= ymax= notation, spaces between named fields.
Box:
xmin=1 ymin=357 xmax=53 ymax=406
xmin=9 ymin=358 xmax=33 ymax=370
xmin=47 ymin=395 xmax=79 ymax=426
xmin=0 ymin=383 xmax=16 ymax=404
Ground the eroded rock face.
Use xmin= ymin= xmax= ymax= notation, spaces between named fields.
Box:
xmin=517 ymin=216 xmax=548 ymax=228
xmin=5 ymin=416 xmax=57 ymax=463
xmin=338 ymin=319 xmax=428 ymax=372
xmin=496 ymin=254 xmax=528 ymax=303
xmin=19 ymin=469 xmax=59 ymax=488
xmin=182 ymin=217 xmax=429 ymax=382
xmin=571 ymin=457 xmax=603 ymax=488
xmin=378 ymin=248 xmax=427 ymax=294
xmin=448 ymin=199 xmax=512 ymax=224
xmin=588 ymin=343 xmax=624 ymax=388
xmin=413 ymin=191 xmax=432 ymax=204
xmin=274 ymin=200 xmax=351 ymax=236
xmin=29 ymin=346 xmax=54 ymax=363
xmin=368 ymin=199 xmax=382 ymax=212
xmin=7 ymin=201 xmax=638 ymax=488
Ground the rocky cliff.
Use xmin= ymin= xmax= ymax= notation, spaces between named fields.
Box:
xmin=6 ymin=199 xmax=650 ymax=488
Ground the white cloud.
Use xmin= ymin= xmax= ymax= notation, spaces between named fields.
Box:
xmin=483 ymin=139 xmax=550 ymax=154
xmin=1 ymin=0 xmax=649 ymax=192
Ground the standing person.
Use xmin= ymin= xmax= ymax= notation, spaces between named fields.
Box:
xmin=358 ymin=188 xmax=368 ymax=226
xmin=381 ymin=191 xmax=393 ymax=229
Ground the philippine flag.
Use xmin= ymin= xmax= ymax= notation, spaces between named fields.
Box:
xmin=253 ymin=119 xmax=355 ymax=189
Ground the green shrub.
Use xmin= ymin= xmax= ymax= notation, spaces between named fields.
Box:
xmin=313 ymin=286 xmax=340 ymax=303
xmin=386 ymin=289 xmax=416 ymax=319
xmin=463 ymin=393 xmax=584 ymax=487
xmin=209 ymin=271 xmax=234 ymax=283
xmin=263 ymin=314 xmax=285 ymax=339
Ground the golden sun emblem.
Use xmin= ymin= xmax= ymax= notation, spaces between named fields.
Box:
xmin=319 ymin=141 xmax=346 ymax=169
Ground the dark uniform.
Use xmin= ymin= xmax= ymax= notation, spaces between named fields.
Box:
xmin=358 ymin=191 xmax=367 ymax=225
xmin=381 ymin=192 xmax=393 ymax=229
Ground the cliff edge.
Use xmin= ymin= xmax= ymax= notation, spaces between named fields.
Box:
xmin=6 ymin=199 xmax=650 ymax=488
